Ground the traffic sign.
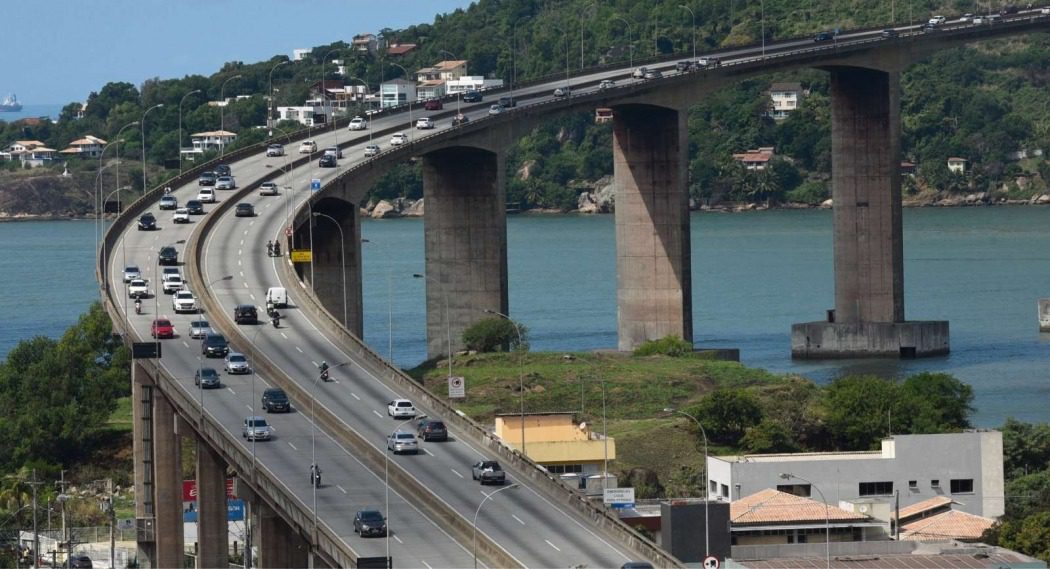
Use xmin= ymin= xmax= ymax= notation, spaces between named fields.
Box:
xmin=291 ymin=250 xmax=313 ymax=263
xmin=603 ymin=487 xmax=635 ymax=509
xmin=285 ymin=227 xmax=293 ymax=237
xmin=448 ymin=376 xmax=465 ymax=398
xmin=311 ymin=178 xmax=321 ymax=191
xmin=703 ymin=556 xmax=720 ymax=569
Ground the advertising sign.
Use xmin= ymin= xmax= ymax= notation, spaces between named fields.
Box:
xmin=603 ymin=487 xmax=635 ymax=509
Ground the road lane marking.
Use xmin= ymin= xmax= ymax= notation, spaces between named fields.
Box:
xmin=227 ymin=387 xmax=236 ymax=395
xmin=450 ymin=469 xmax=464 ymax=479
xmin=246 ymin=404 xmax=252 ymax=411
xmin=182 ymin=341 xmax=189 ymax=348
xmin=238 ymin=260 xmax=242 ymax=266
xmin=337 ymin=485 xmax=347 ymax=494
xmin=280 ymin=332 xmax=288 ymax=339
xmin=393 ymin=535 xmax=403 ymax=544
xmin=372 ymin=410 xmax=382 ymax=418
xmin=249 ymin=221 xmax=255 ymax=226
xmin=239 ymin=240 xmax=244 ymax=246
xmin=511 ymin=514 xmax=525 ymax=525
xmin=349 ymin=392 xmax=360 ymax=400
xmin=237 ymin=249 xmax=242 ymax=256
xmin=287 ymin=442 xmax=298 ymax=451
xmin=249 ymin=293 xmax=255 ymax=300
xmin=295 ymin=346 xmax=303 ymax=353
xmin=421 ymin=562 xmax=432 ymax=569
xmin=240 ymin=271 xmax=244 ymax=277
xmin=311 ymin=360 xmax=318 ymax=367
xmin=545 ymin=539 xmax=561 ymax=552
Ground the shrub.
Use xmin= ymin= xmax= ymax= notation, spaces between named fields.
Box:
xmin=633 ymin=335 xmax=693 ymax=357
xmin=461 ymin=317 xmax=528 ymax=353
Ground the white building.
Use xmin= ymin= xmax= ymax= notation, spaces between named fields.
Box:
xmin=947 ymin=157 xmax=969 ymax=173
xmin=446 ymin=76 xmax=505 ymax=95
xmin=59 ymin=135 xmax=107 ymax=158
xmin=379 ymin=79 xmax=416 ymax=108
xmin=707 ymin=431 xmax=1004 ymax=519
xmin=276 ymin=100 xmax=329 ymax=127
xmin=769 ymin=82 xmax=805 ymax=120
xmin=182 ymin=130 xmax=237 ymax=156
xmin=293 ymin=48 xmax=310 ymax=61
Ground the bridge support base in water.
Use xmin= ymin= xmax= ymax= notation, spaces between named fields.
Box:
xmin=791 ymin=320 xmax=949 ymax=359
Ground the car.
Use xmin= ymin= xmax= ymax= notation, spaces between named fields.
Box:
xmin=348 ymin=116 xmax=368 ymax=131
xmin=188 ymin=320 xmax=212 ymax=339
xmin=620 ymin=562 xmax=655 ymax=569
xmin=194 ymin=367 xmax=221 ymax=388
xmin=186 ymin=200 xmax=204 ymax=214
xmin=1000 ymin=5 xmax=1018 ymax=15
xmin=498 ymin=96 xmax=516 ymax=108
xmin=463 ymin=91 xmax=483 ymax=103
xmin=158 ymin=246 xmax=178 ymax=266
xmin=553 ymin=86 xmax=571 ymax=97
xmin=162 ymin=274 xmax=184 ymax=294
xmin=386 ymin=430 xmax=418 ymax=454
xmin=123 ymin=265 xmax=142 ymax=282
xmin=172 ymin=208 xmax=190 ymax=223
xmin=423 ymin=98 xmax=443 ymax=111
xmin=259 ymin=182 xmax=279 ymax=196
xmin=364 ymin=144 xmax=381 ymax=157
xmin=323 ymin=146 xmax=343 ymax=158
xmin=389 ymin=133 xmax=408 ymax=146
xmin=387 ymin=399 xmax=416 ymax=419
xmin=127 ymin=279 xmax=149 ymax=299
xmin=235 ymin=203 xmax=255 ymax=217
xmin=137 ymin=212 xmax=156 ymax=231
xmin=198 ymin=171 xmax=217 ymax=186
xmin=922 ymin=22 xmax=940 ymax=32
xmin=1042 ymin=7 xmax=1050 ymax=15
xmin=298 ymin=140 xmax=317 ymax=154
xmin=599 ymin=79 xmax=616 ymax=90
xmin=416 ymin=418 xmax=448 ymax=442
xmin=813 ymin=31 xmax=834 ymax=41
xmin=471 ymin=460 xmax=506 ymax=485
xmin=214 ymin=164 xmax=232 ymax=177
xmin=488 ymin=104 xmax=503 ymax=115
xmin=201 ymin=332 xmax=229 ymax=357
xmin=242 ymin=416 xmax=272 ymax=441
xmin=676 ymin=60 xmax=696 ymax=72
xmin=224 ymin=352 xmax=250 ymax=374
xmin=162 ymin=266 xmax=181 ymax=280
xmin=972 ymin=15 xmax=987 ymax=23
xmin=234 ymin=304 xmax=257 ymax=324
xmin=319 ymin=154 xmax=337 ymax=168
xmin=697 ymin=56 xmax=721 ymax=68
xmin=928 ymin=15 xmax=946 ymax=25
xmin=643 ymin=69 xmax=663 ymax=80
xmin=159 ymin=195 xmax=178 ymax=210
xmin=632 ymin=67 xmax=648 ymax=78
xmin=261 ymin=387 xmax=291 ymax=412
xmin=960 ymin=13 xmax=974 ymax=22
xmin=415 ymin=117 xmax=435 ymax=129
xmin=151 ymin=318 xmax=174 ymax=339
xmin=172 ymin=290 xmax=196 ymax=312
xmin=265 ymin=144 xmax=284 ymax=157
xmin=197 ymin=188 xmax=215 ymax=203
xmin=215 ymin=176 xmax=236 ymax=190
xmin=353 ymin=510 xmax=387 ymax=537
xmin=451 ymin=114 xmax=469 ymax=127
xmin=881 ymin=28 xmax=899 ymax=38
xmin=69 ymin=554 xmax=93 ymax=569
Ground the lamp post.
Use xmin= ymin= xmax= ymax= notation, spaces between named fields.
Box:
xmin=412 ymin=273 xmax=452 ymax=382
xmin=268 ymin=60 xmax=290 ymax=129
xmin=178 ymin=90 xmax=202 ymax=174
xmin=94 ymin=149 xmax=119 ymax=259
xmin=483 ymin=308 xmax=526 ymax=457
xmin=780 ymin=473 xmax=831 ymax=569
xmin=140 ymin=104 xmax=164 ymax=194
xmin=473 ymin=483 xmax=519 ymax=569
xmin=664 ymin=407 xmax=710 ymax=559
xmin=613 ymin=16 xmax=634 ymax=69
xmin=312 ymin=212 xmax=348 ymax=328
xmin=386 ymin=414 xmax=425 ymax=564
xmin=321 ymin=49 xmax=341 ymax=141
xmin=761 ymin=0 xmax=767 ymax=56
xmin=346 ymin=76 xmax=371 ymax=137
xmin=680 ymin=4 xmax=697 ymax=61
xmin=220 ymin=74 xmax=243 ymax=157
xmin=438 ymin=51 xmax=461 ymax=114
xmin=110 ymin=121 xmax=138 ymax=221
xmin=388 ymin=63 xmax=413 ymax=137
xmin=310 ymin=361 xmax=351 ymax=543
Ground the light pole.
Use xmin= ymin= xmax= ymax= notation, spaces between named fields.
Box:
xmin=613 ymin=16 xmax=634 ymax=69
xmin=386 ymin=414 xmax=425 ymax=564
xmin=473 ymin=483 xmax=519 ymax=569
xmin=178 ymin=90 xmax=201 ymax=174
xmin=321 ymin=49 xmax=341 ymax=141
xmin=761 ymin=0 xmax=767 ymax=56
xmin=220 ymin=74 xmax=243 ymax=157
xmin=312 ymin=212 xmax=348 ymax=328
xmin=780 ymin=473 xmax=830 ymax=569
xmin=109 ymin=121 xmax=138 ymax=220
xmin=680 ymin=4 xmax=697 ymax=61
xmin=388 ymin=63 xmax=413 ymax=137
xmin=310 ymin=361 xmax=351 ymax=542
xmin=412 ymin=273 xmax=452 ymax=382
xmin=438 ymin=51 xmax=461 ymax=114
xmin=140 ymin=104 xmax=164 ymax=194
xmin=483 ymin=308 xmax=526 ymax=457
xmin=268 ymin=60 xmax=290 ymax=129
xmin=94 ymin=150 xmax=119 ymax=259
xmin=664 ymin=407 xmax=710 ymax=559
xmin=346 ymin=76 xmax=371 ymax=132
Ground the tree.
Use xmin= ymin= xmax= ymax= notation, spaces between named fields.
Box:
xmin=1002 ymin=419 xmax=1050 ymax=481
xmin=820 ymin=375 xmax=898 ymax=450
xmin=461 ymin=317 xmax=528 ymax=353
xmin=741 ymin=419 xmax=799 ymax=453
xmin=992 ymin=511 xmax=1050 ymax=562
xmin=899 ymin=372 xmax=974 ymax=433
xmin=690 ymin=389 xmax=764 ymax=445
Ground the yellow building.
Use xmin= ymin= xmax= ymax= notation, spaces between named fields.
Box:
xmin=494 ymin=413 xmax=615 ymax=476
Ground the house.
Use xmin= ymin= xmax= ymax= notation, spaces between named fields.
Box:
xmin=276 ymin=101 xmax=329 ymax=127
xmin=293 ymin=48 xmax=310 ymax=61
xmin=446 ymin=76 xmax=504 ymax=94
xmin=352 ymin=33 xmax=378 ymax=53
xmin=416 ymin=60 xmax=468 ymax=82
xmin=309 ymin=80 xmax=347 ymax=101
xmin=493 ymin=412 xmax=615 ymax=479
xmin=379 ymin=79 xmax=417 ymax=108
xmin=732 ymin=147 xmax=776 ymax=170
xmin=900 ymin=160 xmax=916 ymax=174
xmin=730 ymin=488 xmax=884 ymax=546
xmin=707 ymin=431 xmax=1005 ymax=519
xmin=59 ymin=135 xmax=107 ymax=158
xmin=416 ymin=80 xmax=446 ymax=101
xmin=21 ymin=146 xmax=57 ymax=168
xmin=769 ymin=82 xmax=805 ymax=120
xmin=947 ymin=157 xmax=968 ymax=173
xmin=386 ymin=43 xmax=417 ymax=57
xmin=182 ymin=130 xmax=237 ymax=156
xmin=893 ymin=495 xmax=995 ymax=543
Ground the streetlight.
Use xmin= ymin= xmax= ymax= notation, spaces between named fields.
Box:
xmin=268 ymin=60 xmax=290 ymax=129
xmin=473 ymin=483 xmax=519 ymax=569
xmin=220 ymin=74 xmax=243 ymax=157
xmin=94 ymin=148 xmax=119 ymax=258
xmin=680 ymin=4 xmax=697 ymax=62
xmin=309 ymin=361 xmax=351 ymax=544
xmin=346 ymin=76 xmax=374 ymax=144
xmin=388 ymin=63 xmax=413 ymax=137
xmin=664 ymin=407 xmax=710 ymax=559
xmin=178 ymin=90 xmax=202 ymax=174
xmin=312 ymin=212 xmax=348 ymax=328
xmin=438 ymin=51 xmax=461 ymax=114
xmin=761 ymin=0 xmax=767 ymax=56
xmin=140 ymin=104 xmax=164 ymax=194
xmin=321 ymin=49 xmax=341 ymax=142
xmin=386 ymin=414 xmax=425 ymax=564
xmin=412 ymin=273 xmax=452 ymax=382
xmin=197 ymin=275 xmax=233 ymax=430
xmin=483 ymin=309 xmax=526 ymax=457
xmin=779 ymin=473 xmax=830 ymax=569
xmin=109 ymin=121 xmax=138 ymax=219
xmin=613 ymin=16 xmax=634 ymax=69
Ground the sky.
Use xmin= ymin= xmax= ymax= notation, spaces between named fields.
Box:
xmin=3 ymin=0 xmax=474 ymax=105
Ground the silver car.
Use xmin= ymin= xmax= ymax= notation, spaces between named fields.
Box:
xmin=224 ymin=352 xmax=251 ymax=374
xmin=243 ymin=416 xmax=272 ymax=441
xmin=123 ymin=265 xmax=141 ymax=283
xmin=188 ymin=320 xmax=212 ymax=339
xmin=386 ymin=431 xmax=418 ymax=454
xmin=259 ymin=182 xmax=279 ymax=196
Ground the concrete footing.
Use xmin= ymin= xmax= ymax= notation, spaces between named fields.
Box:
xmin=1039 ymin=299 xmax=1050 ymax=332
xmin=791 ymin=320 xmax=949 ymax=358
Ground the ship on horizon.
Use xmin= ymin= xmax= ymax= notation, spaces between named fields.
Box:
xmin=0 ymin=94 xmax=24 ymax=112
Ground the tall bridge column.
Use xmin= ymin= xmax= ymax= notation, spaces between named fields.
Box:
xmin=196 ymin=443 xmax=229 ymax=569
xmin=309 ymin=203 xmax=364 ymax=336
xmin=613 ymin=105 xmax=693 ymax=351
xmin=258 ymin=501 xmax=308 ymax=568
xmin=422 ymin=147 xmax=508 ymax=359
xmin=153 ymin=391 xmax=184 ymax=568
xmin=791 ymin=67 xmax=948 ymax=358
xmin=132 ymin=366 xmax=156 ymax=567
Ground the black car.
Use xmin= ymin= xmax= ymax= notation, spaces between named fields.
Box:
xmin=158 ymin=246 xmax=178 ymax=266
xmin=353 ymin=510 xmax=387 ymax=537
xmin=814 ymin=31 xmax=834 ymax=41
xmin=880 ymin=28 xmax=899 ymax=38
xmin=215 ymin=164 xmax=232 ymax=177
xmin=201 ymin=333 xmax=229 ymax=357
xmin=138 ymin=212 xmax=157 ymax=230
xmin=319 ymin=154 xmax=337 ymax=168
xmin=262 ymin=387 xmax=291 ymax=412
xmin=194 ymin=367 xmax=221 ymax=388
xmin=198 ymin=171 xmax=217 ymax=186
xmin=186 ymin=200 xmax=205 ymax=214
xmin=235 ymin=203 xmax=255 ymax=217
xmin=69 ymin=555 xmax=93 ymax=569
xmin=498 ymin=96 xmax=516 ymax=108
xmin=417 ymin=418 xmax=448 ymax=442
xmin=234 ymin=304 xmax=258 ymax=324
xmin=451 ymin=114 xmax=469 ymax=127
xmin=463 ymin=90 xmax=483 ymax=103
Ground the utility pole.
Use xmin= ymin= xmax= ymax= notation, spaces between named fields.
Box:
xmin=27 ymin=470 xmax=43 ymax=569
xmin=99 ymin=479 xmax=115 ymax=569
xmin=56 ymin=471 xmax=70 ymax=569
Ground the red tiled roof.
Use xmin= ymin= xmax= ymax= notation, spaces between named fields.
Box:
xmin=900 ymin=509 xmax=994 ymax=542
xmin=896 ymin=496 xmax=952 ymax=521
xmin=731 ymin=489 xmax=868 ymax=525
xmin=387 ymin=44 xmax=417 ymax=55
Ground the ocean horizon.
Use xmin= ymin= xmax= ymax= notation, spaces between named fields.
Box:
xmin=0 ymin=103 xmax=64 ymax=122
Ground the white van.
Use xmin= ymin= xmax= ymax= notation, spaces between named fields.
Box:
xmin=266 ymin=287 xmax=288 ymax=308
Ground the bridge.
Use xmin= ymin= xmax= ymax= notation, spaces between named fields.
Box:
xmin=98 ymin=10 xmax=1050 ymax=568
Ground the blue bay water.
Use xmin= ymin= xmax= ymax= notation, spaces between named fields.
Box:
xmin=0 ymin=103 xmax=64 ymax=123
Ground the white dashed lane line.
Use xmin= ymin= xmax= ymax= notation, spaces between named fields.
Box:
xmin=372 ymin=410 xmax=382 ymax=418
xmin=350 ymin=393 xmax=360 ymax=400
xmin=511 ymin=514 xmax=525 ymax=525
xmin=287 ymin=442 xmax=298 ymax=451
xmin=182 ymin=341 xmax=190 ymax=348
xmin=280 ymin=332 xmax=288 ymax=339
xmin=295 ymin=346 xmax=303 ymax=353
xmin=227 ymin=387 xmax=236 ymax=395
xmin=337 ymin=485 xmax=347 ymax=494
xmin=422 ymin=448 xmax=434 ymax=457
xmin=545 ymin=540 xmax=561 ymax=552
xmin=393 ymin=535 xmax=403 ymax=544
xmin=450 ymin=469 xmax=464 ymax=479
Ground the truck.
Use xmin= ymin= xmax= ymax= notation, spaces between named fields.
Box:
xmin=266 ymin=287 xmax=288 ymax=308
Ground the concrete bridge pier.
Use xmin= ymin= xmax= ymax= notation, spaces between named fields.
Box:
xmin=152 ymin=393 xmax=184 ymax=569
xmin=196 ymin=443 xmax=229 ymax=569
xmin=792 ymin=67 xmax=948 ymax=358
xmin=309 ymin=201 xmax=364 ymax=336
xmin=421 ymin=147 xmax=508 ymax=359
xmin=132 ymin=366 xmax=157 ymax=567
xmin=612 ymin=105 xmax=693 ymax=351
xmin=257 ymin=501 xmax=309 ymax=568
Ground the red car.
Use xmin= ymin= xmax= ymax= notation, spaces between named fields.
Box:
xmin=423 ymin=99 xmax=443 ymax=111
xmin=151 ymin=318 xmax=175 ymax=338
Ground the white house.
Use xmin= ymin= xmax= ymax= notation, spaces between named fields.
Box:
xmin=416 ymin=80 xmax=446 ymax=101
xmin=59 ymin=135 xmax=107 ymax=158
xmin=277 ymin=100 xmax=329 ymax=127
xmin=379 ymin=79 xmax=416 ymax=108
xmin=293 ymin=48 xmax=310 ymax=61
xmin=947 ymin=157 xmax=968 ymax=173
xmin=732 ymin=147 xmax=776 ymax=170
xmin=446 ymin=76 xmax=504 ymax=94
xmin=182 ymin=130 xmax=237 ymax=156
xmin=769 ymin=82 xmax=805 ymax=120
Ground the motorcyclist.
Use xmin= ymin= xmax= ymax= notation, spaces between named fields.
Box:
xmin=134 ymin=298 xmax=142 ymax=314
xmin=265 ymin=299 xmax=275 ymax=316
xmin=266 ymin=240 xmax=273 ymax=256
xmin=319 ymin=360 xmax=330 ymax=381
xmin=272 ymin=240 xmax=281 ymax=256
xmin=164 ymin=186 xmax=172 ymax=195
xmin=271 ymin=310 xmax=280 ymax=328
xmin=310 ymin=463 xmax=321 ymax=487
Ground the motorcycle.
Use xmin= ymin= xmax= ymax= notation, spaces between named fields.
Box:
xmin=266 ymin=242 xmax=274 ymax=257
xmin=310 ymin=465 xmax=322 ymax=488
xmin=134 ymin=299 xmax=142 ymax=315
xmin=271 ymin=311 xmax=280 ymax=328
xmin=272 ymin=241 xmax=281 ymax=256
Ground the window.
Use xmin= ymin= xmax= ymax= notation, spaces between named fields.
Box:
xmin=909 ymin=480 xmax=918 ymax=489
xmin=931 ymin=479 xmax=940 ymax=487
xmin=950 ymin=479 xmax=974 ymax=494
xmin=547 ymin=464 xmax=583 ymax=475
xmin=710 ymin=480 xmax=718 ymax=495
xmin=777 ymin=484 xmax=812 ymax=497
xmin=721 ymin=484 xmax=729 ymax=499
xmin=859 ymin=481 xmax=893 ymax=496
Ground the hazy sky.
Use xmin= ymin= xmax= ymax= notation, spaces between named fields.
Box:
xmin=4 ymin=1 xmax=473 ymax=105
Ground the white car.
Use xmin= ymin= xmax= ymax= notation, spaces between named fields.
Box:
xmin=488 ymin=104 xmax=503 ymax=115
xmin=172 ymin=208 xmax=190 ymax=223
xmin=348 ymin=116 xmax=368 ymax=131
xmin=299 ymin=140 xmax=317 ymax=154
xmin=928 ymin=15 xmax=946 ymax=25
xmin=215 ymin=176 xmax=236 ymax=190
xmin=599 ymin=79 xmax=615 ymax=90
xmin=172 ymin=290 xmax=196 ymax=313
xmin=265 ymin=144 xmax=284 ymax=157
xmin=197 ymin=188 xmax=215 ymax=203
xmin=387 ymin=399 xmax=416 ymax=419
xmin=960 ymin=13 xmax=974 ymax=22
xmin=162 ymin=274 xmax=184 ymax=294
xmin=415 ymin=117 xmax=435 ymax=129
xmin=224 ymin=352 xmax=251 ymax=374
xmin=128 ymin=279 xmax=149 ymax=299
xmin=553 ymin=86 xmax=571 ymax=97
xmin=1042 ymin=7 xmax=1050 ymax=14
xmin=364 ymin=145 xmax=381 ymax=157
xmin=161 ymin=267 xmax=182 ymax=280
xmin=123 ymin=265 xmax=142 ymax=282
xmin=259 ymin=182 xmax=279 ymax=196
xmin=390 ymin=133 xmax=408 ymax=146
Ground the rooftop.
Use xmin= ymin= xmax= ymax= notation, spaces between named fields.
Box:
xmin=190 ymin=130 xmax=237 ymax=138
xmin=896 ymin=496 xmax=953 ymax=521
xmin=735 ymin=549 xmax=1037 ymax=568
xmin=900 ymin=510 xmax=994 ymax=543
xmin=731 ymin=489 xmax=868 ymax=525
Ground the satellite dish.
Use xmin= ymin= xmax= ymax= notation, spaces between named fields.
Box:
xmin=579 ymin=422 xmax=587 ymax=431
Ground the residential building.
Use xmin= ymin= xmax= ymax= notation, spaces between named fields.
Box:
xmin=493 ymin=412 xmax=615 ymax=478
xmin=707 ymin=431 xmax=1004 ymax=518
xmin=352 ymin=33 xmax=378 ymax=53
xmin=2 ymin=140 xmax=54 ymax=167
xmin=276 ymin=101 xmax=329 ymax=127
xmin=892 ymin=496 xmax=995 ymax=543
xmin=386 ymin=43 xmax=417 ymax=57
xmin=379 ymin=79 xmax=417 ymax=108
xmin=59 ymin=135 xmax=107 ymax=158
xmin=731 ymin=489 xmax=884 ymax=545
xmin=293 ymin=48 xmax=310 ymax=61
xmin=446 ymin=76 xmax=504 ymax=94
xmin=769 ymin=82 xmax=805 ymax=120
xmin=416 ymin=60 xmax=468 ymax=82
xmin=182 ymin=130 xmax=237 ymax=156
xmin=416 ymin=80 xmax=446 ymax=101
xmin=732 ymin=147 xmax=776 ymax=170
xmin=947 ymin=157 xmax=968 ymax=173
